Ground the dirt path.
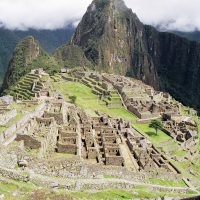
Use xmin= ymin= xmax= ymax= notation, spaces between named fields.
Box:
xmin=119 ymin=136 xmax=140 ymax=172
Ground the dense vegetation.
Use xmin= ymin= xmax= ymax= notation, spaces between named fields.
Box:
xmin=1 ymin=36 xmax=62 ymax=94
xmin=0 ymin=27 xmax=74 ymax=85
xmin=53 ymin=45 xmax=93 ymax=69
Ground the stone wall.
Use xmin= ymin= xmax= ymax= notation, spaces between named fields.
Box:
xmin=0 ymin=103 xmax=46 ymax=144
xmin=15 ymin=135 xmax=41 ymax=149
xmin=146 ymin=168 xmax=182 ymax=182
xmin=44 ymin=111 xmax=64 ymax=125
xmin=87 ymin=148 xmax=98 ymax=159
xmin=57 ymin=143 xmax=77 ymax=154
xmin=128 ymin=105 xmax=159 ymax=119
xmin=0 ymin=108 xmax=17 ymax=125
xmin=107 ymin=102 xmax=122 ymax=107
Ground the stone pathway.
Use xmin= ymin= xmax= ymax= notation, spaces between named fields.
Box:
xmin=119 ymin=136 xmax=140 ymax=172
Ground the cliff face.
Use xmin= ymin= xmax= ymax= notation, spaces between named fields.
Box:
xmin=64 ymin=0 xmax=200 ymax=112
xmin=65 ymin=0 xmax=159 ymax=89
xmin=144 ymin=25 xmax=200 ymax=111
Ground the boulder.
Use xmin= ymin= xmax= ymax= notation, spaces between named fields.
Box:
xmin=18 ymin=160 xmax=28 ymax=167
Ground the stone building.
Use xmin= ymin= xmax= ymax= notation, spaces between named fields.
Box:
xmin=57 ymin=127 xmax=78 ymax=154
xmin=44 ymin=100 xmax=67 ymax=125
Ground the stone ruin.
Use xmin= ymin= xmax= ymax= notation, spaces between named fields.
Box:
xmin=101 ymin=73 xmax=179 ymax=120
xmin=15 ymin=116 xmax=58 ymax=158
xmin=162 ymin=114 xmax=198 ymax=150
xmin=44 ymin=100 xmax=68 ymax=125
xmin=0 ymin=95 xmax=14 ymax=104
xmin=1 ymin=69 xmax=198 ymax=191
xmin=65 ymin=71 xmax=198 ymax=151
xmin=31 ymin=68 xmax=48 ymax=76
xmin=0 ymin=104 xmax=17 ymax=126
xmin=127 ymin=135 xmax=172 ymax=172
xmin=0 ymin=95 xmax=16 ymax=126
xmin=68 ymin=70 xmax=179 ymax=120
xmin=57 ymin=125 xmax=78 ymax=154
xmin=1 ymin=95 xmax=176 ymax=175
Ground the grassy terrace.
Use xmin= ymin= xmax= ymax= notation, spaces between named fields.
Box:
xmin=69 ymin=186 xmax=196 ymax=199
xmin=146 ymin=178 xmax=187 ymax=187
xmin=0 ymin=180 xmax=195 ymax=200
xmin=132 ymin=123 xmax=172 ymax=144
xmin=132 ymin=121 xmax=200 ymax=186
xmin=52 ymin=80 xmax=136 ymax=121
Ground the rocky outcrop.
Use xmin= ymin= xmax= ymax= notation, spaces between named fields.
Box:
xmin=56 ymin=0 xmax=200 ymax=112
xmin=67 ymin=0 xmax=159 ymax=89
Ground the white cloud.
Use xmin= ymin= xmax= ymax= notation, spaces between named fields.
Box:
xmin=0 ymin=0 xmax=199 ymax=31
xmin=0 ymin=0 xmax=91 ymax=30
xmin=125 ymin=0 xmax=200 ymax=31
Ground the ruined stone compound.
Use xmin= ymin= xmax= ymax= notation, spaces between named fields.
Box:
xmin=0 ymin=68 xmax=197 ymax=191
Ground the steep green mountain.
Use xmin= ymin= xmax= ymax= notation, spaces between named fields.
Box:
xmin=0 ymin=29 xmax=21 ymax=85
xmin=1 ymin=36 xmax=61 ymax=94
xmin=54 ymin=0 xmax=159 ymax=89
xmin=14 ymin=28 xmax=75 ymax=54
xmin=0 ymin=27 xmax=74 ymax=85
xmin=53 ymin=44 xmax=93 ymax=69
xmin=54 ymin=0 xmax=200 ymax=113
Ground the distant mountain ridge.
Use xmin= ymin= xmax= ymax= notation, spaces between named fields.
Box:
xmin=170 ymin=30 xmax=200 ymax=43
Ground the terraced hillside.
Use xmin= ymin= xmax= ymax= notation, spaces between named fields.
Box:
xmin=6 ymin=72 xmax=46 ymax=100
xmin=81 ymin=75 xmax=122 ymax=107
xmin=16 ymin=73 xmax=44 ymax=100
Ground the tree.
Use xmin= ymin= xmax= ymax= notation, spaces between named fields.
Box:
xmin=69 ymin=95 xmax=77 ymax=104
xmin=149 ymin=119 xmax=163 ymax=134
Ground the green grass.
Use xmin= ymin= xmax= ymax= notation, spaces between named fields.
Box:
xmin=70 ymin=188 xmax=156 ymax=199
xmin=103 ymin=175 xmax=117 ymax=179
xmin=172 ymin=150 xmax=187 ymax=157
xmin=52 ymin=81 xmax=137 ymax=121
xmin=162 ymin=141 xmax=180 ymax=152
xmin=133 ymin=123 xmax=171 ymax=143
xmin=146 ymin=178 xmax=187 ymax=187
xmin=0 ymin=177 xmax=36 ymax=200
xmin=50 ymin=153 xmax=75 ymax=159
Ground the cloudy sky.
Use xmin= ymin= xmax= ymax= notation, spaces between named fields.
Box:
xmin=0 ymin=0 xmax=199 ymax=32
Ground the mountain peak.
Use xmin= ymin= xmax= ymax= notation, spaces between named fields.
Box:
xmin=1 ymin=36 xmax=44 ymax=90
xmin=68 ymin=0 xmax=158 ymax=87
